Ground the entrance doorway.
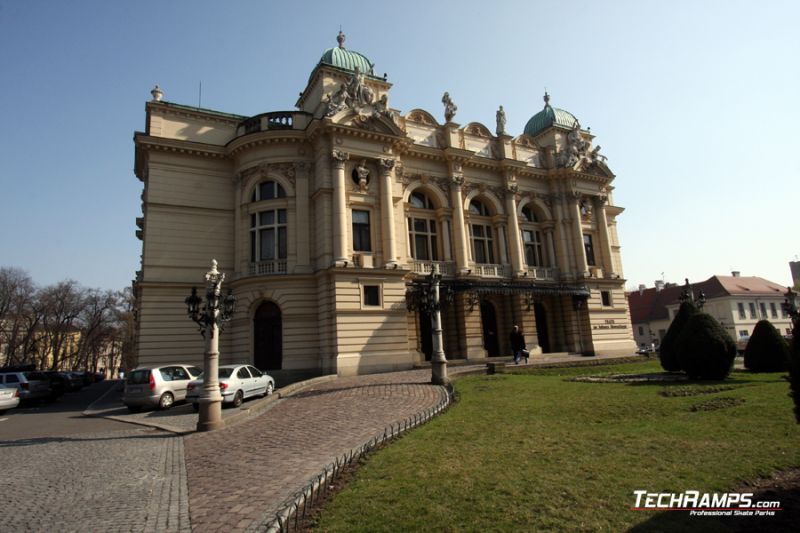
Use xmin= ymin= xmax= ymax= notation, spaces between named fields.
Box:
xmin=534 ymin=302 xmax=551 ymax=353
xmin=480 ymin=300 xmax=500 ymax=357
xmin=254 ymin=301 xmax=282 ymax=370
xmin=419 ymin=310 xmax=432 ymax=361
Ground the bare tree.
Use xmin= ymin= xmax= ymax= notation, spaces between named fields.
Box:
xmin=0 ymin=267 xmax=37 ymax=366
xmin=37 ymin=280 xmax=85 ymax=370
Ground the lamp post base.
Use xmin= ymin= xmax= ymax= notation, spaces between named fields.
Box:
xmin=431 ymin=359 xmax=449 ymax=385
xmin=196 ymin=401 xmax=225 ymax=432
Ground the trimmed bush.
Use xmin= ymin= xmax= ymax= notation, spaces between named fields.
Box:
xmin=659 ymin=302 xmax=698 ymax=372
xmin=676 ymin=313 xmax=736 ymax=380
xmin=743 ymin=320 xmax=789 ymax=372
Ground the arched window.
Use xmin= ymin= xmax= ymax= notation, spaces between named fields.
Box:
xmin=408 ymin=191 xmax=438 ymax=260
xmin=251 ymin=181 xmax=286 ymax=202
xmin=520 ymin=204 xmax=546 ymax=267
xmin=469 ymin=199 xmax=495 ymax=264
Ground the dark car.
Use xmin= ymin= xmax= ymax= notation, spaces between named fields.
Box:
xmin=32 ymin=371 xmax=68 ymax=401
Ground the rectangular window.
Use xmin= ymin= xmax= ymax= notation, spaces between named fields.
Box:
xmin=601 ymin=291 xmax=611 ymax=307
xmin=748 ymin=302 xmax=757 ymax=319
xmin=471 ymin=224 xmax=494 ymax=264
xmin=251 ymin=209 xmax=287 ymax=262
xmin=770 ymin=302 xmax=778 ymax=318
xmin=408 ymin=217 xmax=438 ymax=261
xmin=739 ymin=330 xmax=749 ymax=338
xmin=352 ymin=210 xmax=372 ymax=252
xmin=583 ymin=234 xmax=596 ymax=266
xmin=759 ymin=302 xmax=767 ymax=319
xmin=523 ymin=230 xmax=544 ymax=267
xmin=363 ymin=285 xmax=380 ymax=307
xmin=737 ymin=303 xmax=746 ymax=320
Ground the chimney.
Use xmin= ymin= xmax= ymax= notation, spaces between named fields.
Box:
xmin=731 ymin=271 xmax=740 ymax=277
xmin=654 ymin=280 xmax=665 ymax=292
xmin=638 ymin=284 xmax=646 ymax=296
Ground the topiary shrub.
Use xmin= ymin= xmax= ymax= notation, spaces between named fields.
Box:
xmin=676 ymin=313 xmax=736 ymax=380
xmin=659 ymin=302 xmax=698 ymax=372
xmin=743 ymin=319 xmax=789 ymax=372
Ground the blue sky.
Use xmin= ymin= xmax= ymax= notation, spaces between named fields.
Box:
xmin=1 ymin=0 xmax=797 ymax=291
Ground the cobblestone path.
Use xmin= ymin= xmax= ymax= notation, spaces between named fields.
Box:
xmin=0 ymin=428 xmax=190 ymax=533
xmin=184 ymin=369 xmax=444 ymax=532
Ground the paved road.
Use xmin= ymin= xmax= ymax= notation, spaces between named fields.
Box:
xmin=0 ymin=380 xmax=132 ymax=439
xmin=0 ymin=380 xmax=190 ymax=532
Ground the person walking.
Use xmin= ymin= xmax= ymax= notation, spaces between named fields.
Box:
xmin=510 ymin=325 xmax=527 ymax=364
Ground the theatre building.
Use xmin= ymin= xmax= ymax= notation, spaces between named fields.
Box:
xmin=132 ymin=33 xmax=636 ymax=377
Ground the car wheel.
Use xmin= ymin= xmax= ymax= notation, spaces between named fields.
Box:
xmin=158 ymin=392 xmax=174 ymax=410
xmin=266 ymin=382 xmax=274 ymax=396
xmin=126 ymin=405 xmax=142 ymax=413
xmin=232 ymin=390 xmax=244 ymax=408
xmin=192 ymin=403 xmax=199 ymax=412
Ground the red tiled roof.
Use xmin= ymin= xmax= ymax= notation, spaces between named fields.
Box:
xmin=627 ymin=275 xmax=786 ymax=324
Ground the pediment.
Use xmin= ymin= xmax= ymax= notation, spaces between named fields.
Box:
xmin=463 ymin=122 xmax=493 ymax=138
xmin=404 ymin=109 xmax=439 ymax=127
xmin=332 ymin=108 xmax=406 ymax=136
xmin=513 ymin=134 xmax=539 ymax=149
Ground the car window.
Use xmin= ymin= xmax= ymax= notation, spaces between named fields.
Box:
xmin=237 ymin=367 xmax=251 ymax=379
xmin=247 ymin=366 xmax=261 ymax=377
xmin=219 ymin=368 xmax=234 ymax=378
xmin=5 ymin=374 xmax=19 ymax=384
xmin=127 ymin=369 xmax=150 ymax=385
xmin=171 ymin=367 xmax=189 ymax=381
xmin=187 ymin=366 xmax=203 ymax=378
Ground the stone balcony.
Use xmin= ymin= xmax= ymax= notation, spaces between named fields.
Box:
xmin=236 ymin=111 xmax=313 ymax=136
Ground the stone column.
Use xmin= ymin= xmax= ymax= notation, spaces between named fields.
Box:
xmin=436 ymin=209 xmax=453 ymax=261
xmin=545 ymin=228 xmax=557 ymax=269
xmin=449 ymin=166 xmax=469 ymax=271
xmin=570 ymin=193 xmax=588 ymax=277
xmin=551 ymin=195 xmax=573 ymax=274
xmin=379 ymin=158 xmax=398 ymax=268
xmin=331 ymin=150 xmax=349 ymax=265
xmin=594 ymin=195 xmax=615 ymax=277
xmin=493 ymin=218 xmax=508 ymax=265
xmin=504 ymin=189 xmax=524 ymax=275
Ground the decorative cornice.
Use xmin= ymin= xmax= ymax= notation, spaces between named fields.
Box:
xmin=134 ymin=135 xmax=228 ymax=159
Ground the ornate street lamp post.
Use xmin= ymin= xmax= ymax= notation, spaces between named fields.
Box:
xmin=678 ymin=278 xmax=706 ymax=309
xmin=185 ymin=259 xmax=236 ymax=432
xmin=428 ymin=264 xmax=449 ymax=385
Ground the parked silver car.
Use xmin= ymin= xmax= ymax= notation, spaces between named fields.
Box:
xmin=186 ymin=364 xmax=275 ymax=410
xmin=0 ymin=371 xmax=51 ymax=402
xmin=0 ymin=384 xmax=20 ymax=414
xmin=122 ymin=364 xmax=203 ymax=412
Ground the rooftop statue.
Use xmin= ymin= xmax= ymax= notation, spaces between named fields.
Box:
xmin=496 ymin=105 xmax=507 ymax=135
xmin=442 ymin=92 xmax=457 ymax=123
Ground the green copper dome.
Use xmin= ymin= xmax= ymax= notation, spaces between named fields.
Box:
xmin=523 ymin=93 xmax=578 ymax=137
xmin=317 ymin=31 xmax=375 ymax=76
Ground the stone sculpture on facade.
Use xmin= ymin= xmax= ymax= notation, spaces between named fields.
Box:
xmin=556 ymin=120 xmax=607 ymax=171
xmin=442 ymin=92 xmax=457 ymax=122
xmin=496 ymin=105 xmax=507 ymax=135
xmin=324 ymin=67 xmax=399 ymax=127
xmin=356 ymin=159 xmax=370 ymax=192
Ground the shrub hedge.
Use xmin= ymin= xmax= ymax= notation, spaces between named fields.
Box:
xmin=659 ymin=302 xmax=698 ymax=372
xmin=743 ymin=319 xmax=789 ymax=372
xmin=676 ymin=313 xmax=736 ymax=380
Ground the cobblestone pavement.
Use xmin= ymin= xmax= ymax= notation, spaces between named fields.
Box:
xmin=0 ymin=428 xmax=190 ymax=533
xmin=183 ymin=369 xmax=445 ymax=532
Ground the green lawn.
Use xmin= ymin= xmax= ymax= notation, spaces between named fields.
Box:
xmin=313 ymin=360 xmax=800 ymax=532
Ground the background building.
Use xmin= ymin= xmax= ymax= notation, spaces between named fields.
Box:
xmin=132 ymin=34 xmax=636 ymax=378
xmin=628 ymin=272 xmax=792 ymax=349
